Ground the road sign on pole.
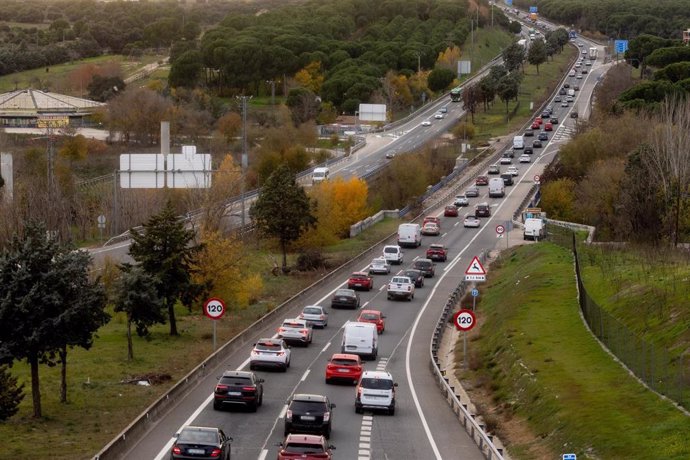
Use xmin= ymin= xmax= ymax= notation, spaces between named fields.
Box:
xmin=563 ymin=454 xmax=577 ymax=460
xmin=471 ymin=288 xmax=479 ymax=310
xmin=534 ymin=174 xmax=541 ymax=184
xmin=454 ymin=309 xmax=477 ymax=370
xmin=465 ymin=256 xmax=487 ymax=282
xmin=204 ymin=297 xmax=226 ymax=351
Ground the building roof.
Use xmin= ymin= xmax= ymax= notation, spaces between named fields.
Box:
xmin=0 ymin=89 xmax=104 ymax=116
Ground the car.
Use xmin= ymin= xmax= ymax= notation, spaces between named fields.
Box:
xmin=454 ymin=194 xmax=469 ymax=207
xmin=277 ymin=318 xmax=313 ymax=346
xmin=369 ymin=257 xmax=390 ymax=274
xmin=463 ymin=213 xmax=480 ymax=228
xmin=559 ymin=88 xmax=567 ymax=95
xmin=503 ymin=149 xmax=515 ymax=158
xmin=347 ymin=271 xmax=374 ymax=291
xmin=421 ymin=222 xmax=440 ymax=236
xmin=541 ymin=110 xmax=551 ymax=118
xmin=544 ymin=122 xmax=553 ymax=131
xmin=440 ymin=106 xmax=448 ymax=113
xmin=501 ymin=173 xmax=514 ymax=186
xmin=443 ymin=205 xmax=458 ymax=217
xmin=576 ymin=74 xmax=583 ymax=79
xmin=385 ymin=152 xmax=395 ymax=159
xmin=534 ymin=117 xmax=543 ymax=125
xmin=507 ymin=166 xmax=519 ymax=176
xmin=574 ymin=85 xmax=580 ymax=91
xmin=575 ymin=62 xmax=581 ymax=68
xmin=582 ymin=68 xmax=588 ymax=74
xmin=421 ymin=120 xmax=431 ymax=126
xmin=538 ymin=132 xmax=548 ymax=141
xmin=325 ymin=353 xmax=363 ymax=385
xmin=213 ymin=370 xmax=264 ymax=412
xmin=330 ymin=288 xmax=360 ymax=309
xmin=434 ymin=112 xmax=444 ymax=119
xmin=285 ymin=394 xmax=335 ymax=438
xmin=523 ymin=130 xmax=534 ymax=137
xmin=403 ymin=268 xmax=424 ymax=287
xmin=550 ymin=117 xmax=559 ymax=124
xmin=571 ymin=111 xmax=579 ymax=118
xmin=561 ymin=101 xmax=569 ymax=107
xmin=249 ymin=338 xmax=291 ymax=371
xmin=382 ymin=244 xmax=404 ymax=264
xmin=422 ymin=216 xmax=441 ymax=227
xmin=585 ymin=61 xmax=592 ymax=66
xmin=488 ymin=164 xmax=500 ymax=175
xmin=524 ymin=147 xmax=534 ymax=155
xmin=357 ymin=310 xmax=386 ymax=334
xmin=519 ymin=154 xmax=531 ymax=163
xmin=476 ymin=175 xmax=489 ymax=186
xmin=426 ymin=243 xmax=448 ymax=262
xmin=566 ymin=96 xmax=574 ymax=103
xmin=531 ymin=121 xmax=540 ymax=130
xmin=577 ymin=42 xmax=583 ymax=47
xmin=554 ymin=96 xmax=562 ymax=102
xmin=500 ymin=155 xmax=512 ymax=165
xmin=475 ymin=202 xmax=491 ymax=218
xmin=277 ymin=434 xmax=335 ymax=460
xmin=563 ymin=83 xmax=570 ymax=89
xmin=355 ymin=370 xmax=398 ymax=415
xmin=412 ymin=258 xmax=435 ymax=277
xmin=299 ymin=305 xmax=329 ymax=328
xmin=465 ymin=185 xmax=480 ymax=197
xmin=171 ymin=426 xmax=232 ymax=460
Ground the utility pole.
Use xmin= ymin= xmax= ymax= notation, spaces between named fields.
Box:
xmin=266 ymin=80 xmax=276 ymax=105
xmin=238 ymin=95 xmax=252 ymax=229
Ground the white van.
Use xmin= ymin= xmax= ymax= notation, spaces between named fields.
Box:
xmin=524 ymin=218 xmax=545 ymax=240
xmin=312 ymin=167 xmax=329 ymax=184
xmin=382 ymin=244 xmax=404 ymax=264
xmin=342 ymin=322 xmax=378 ymax=360
xmin=513 ymin=135 xmax=524 ymax=150
xmin=397 ymin=223 xmax=421 ymax=248
xmin=488 ymin=178 xmax=505 ymax=198
xmin=567 ymin=89 xmax=575 ymax=97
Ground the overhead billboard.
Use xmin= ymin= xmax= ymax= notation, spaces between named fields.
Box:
xmin=120 ymin=154 xmax=166 ymax=188
xmin=119 ymin=147 xmax=212 ymax=189
xmin=358 ymin=103 xmax=387 ymax=122
xmin=166 ymin=149 xmax=212 ymax=189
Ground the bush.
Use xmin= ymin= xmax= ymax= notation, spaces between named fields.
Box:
xmin=296 ymin=249 xmax=326 ymax=271
xmin=0 ymin=365 xmax=24 ymax=421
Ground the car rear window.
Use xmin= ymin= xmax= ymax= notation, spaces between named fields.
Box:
xmin=290 ymin=401 xmax=327 ymax=412
xmin=219 ymin=376 xmax=251 ymax=385
xmin=360 ymin=313 xmax=379 ymax=320
xmin=285 ymin=443 xmax=325 ymax=454
xmin=283 ymin=321 xmax=303 ymax=328
xmin=351 ymin=273 xmax=367 ymax=279
xmin=335 ymin=289 xmax=352 ymax=296
xmin=404 ymin=271 xmax=419 ymax=278
xmin=178 ymin=430 xmax=217 ymax=444
xmin=384 ymin=247 xmax=397 ymax=253
xmin=331 ymin=358 xmax=358 ymax=366
xmin=303 ymin=307 xmax=321 ymax=315
xmin=414 ymin=261 xmax=432 ymax=268
xmin=360 ymin=378 xmax=394 ymax=390
xmin=256 ymin=342 xmax=281 ymax=351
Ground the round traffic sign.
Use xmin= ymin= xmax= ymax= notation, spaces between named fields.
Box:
xmin=471 ymin=288 xmax=479 ymax=297
xmin=495 ymin=224 xmax=505 ymax=235
xmin=453 ymin=309 xmax=477 ymax=332
xmin=534 ymin=174 xmax=541 ymax=183
xmin=203 ymin=297 xmax=226 ymax=320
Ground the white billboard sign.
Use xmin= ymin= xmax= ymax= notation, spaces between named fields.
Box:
xmin=457 ymin=60 xmax=472 ymax=75
xmin=120 ymin=154 xmax=166 ymax=188
xmin=358 ymin=103 xmax=387 ymax=122
xmin=166 ymin=152 xmax=212 ymax=189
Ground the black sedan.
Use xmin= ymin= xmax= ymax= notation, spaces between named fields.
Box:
xmin=403 ymin=269 xmax=424 ymax=288
xmin=532 ymin=140 xmax=543 ymax=148
xmin=213 ymin=370 xmax=263 ymax=412
xmin=171 ymin=426 xmax=232 ymax=460
xmin=538 ymin=132 xmax=548 ymax=141
xmin=330 ymin=288 xmax=360 ymax=309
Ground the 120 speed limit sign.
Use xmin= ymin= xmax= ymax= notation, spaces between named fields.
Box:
xmin=453 ymin=309 xmax=476 ymax=332
xmin=203 ymin=298 xmax=226 ymax=320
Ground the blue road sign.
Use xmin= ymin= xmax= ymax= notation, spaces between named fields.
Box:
xmin=505 ymin=0 xmax=513 ymax=5
xmin=563 ymin=454 xmax=577 ymax=460
xmin=529 ymin=6 xmax=538 ymax=13
xmin=471 ymin=288 xmax=479 ymax=297
xmin=615 ymin=40 xmax=629 ymax=54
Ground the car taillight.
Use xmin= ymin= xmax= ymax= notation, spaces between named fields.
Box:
xmin=286 ymin=409 xmax=292 ymax=420
xmin=323 ymin=411 xmax=330 ymax=422
xmin=278 ymin=327 xmax=285 ymax=333
xmin=276 ymin=351 xmax=284 ymax=356
xmin=172 ymin=445 xmax=182 ymax=455
xmin=242 ymin=386 xmax=256 ymax=392
xmin=298 ymin=313 xmax=304 ymax=319
xmin=215 ymin=384 xmax=228 ymax=392
xmin=210 ymin=448 xmax=222 ymax=458
xmin=319 ymin=314 xmax=325 ymax=320
xmin=300 ymin=329 xmax=307 ymax=335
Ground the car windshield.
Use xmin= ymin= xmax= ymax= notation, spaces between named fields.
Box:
xmin=178 ymin=430 xmax=217 ymax=445
xmin=360 ymin=313 xmax=379 ymax=320
xmin=290 ymin=401 xmax=327 ymax=413
xmin=255 ymin=342 xmax=281 ymax=351
xmin=219 ymin=376 xmax=251 ymax=386
xmin=303 ymin=307 xmax=322 ymax=315
xmin=361 ymin=378 xmax=394 ymax=390
xmin=284 ymin=443 xmax=325 ymax=454
xmin=331 ymin=358 xmax=358 ymax=366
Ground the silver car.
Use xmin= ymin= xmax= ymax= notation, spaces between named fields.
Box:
xmin=369 ymin=257 xmax=391 ymax=274
xmin=454 ymin=194 xmax=469 ymax=207
xmin=277 ymin=318 xmax=313 ymax=346
xmin=465 ymin=185 xmax=480 ymax=197
xmin=463 ymin=213 xmax=481 ymax=228
xmin=299 ymin=305 xmax=328 ymax=328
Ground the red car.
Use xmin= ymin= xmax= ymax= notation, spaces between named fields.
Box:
xmin=444 ymin=205 xmax=458 ymax=217
xmin=531 ymin=121 xmax=540 ymax=130
xmin=357 ymin=309 xmax=385 ymax=334
xmin=325 ymin=353 xmax=363 ymax=385
xmin=347 ymin=271 xmax=373 ymax=291
xmin=534 ymin=117 xmax=543 ymax=125
xmin=475 ymin=175 xmax=489 ymax=186
xmin=544 ymin=122 xmax=553 ymax=131
xmin=277 ymin=434 xmax=335 ymax=460
xmin=425 ymin=243 xmax=448 ymax=262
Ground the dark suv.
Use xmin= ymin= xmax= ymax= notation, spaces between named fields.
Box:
xmin=214 ymin=370 xmax=264 ymax=412
xmin=412 ymin=258 xmax=435 ymax=278
xmin=475 ymin=202 xmax=491 ymax=217
xmin=285 ymin=394 xmax=336 ymax=438
xmin=501 ymin=174 xmax=514 ymax=186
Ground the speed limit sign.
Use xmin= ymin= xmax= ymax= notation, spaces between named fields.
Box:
xmin=453 ymin=309 xmax=476 ymax=332
xmin=203 ymin=297 xmax=226 ymax=320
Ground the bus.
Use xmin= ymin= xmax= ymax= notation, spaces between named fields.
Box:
xmin=569 ymin=29 xmax=577 ymax=40
xmin=450 ymin=86 xmax=463 ymax=102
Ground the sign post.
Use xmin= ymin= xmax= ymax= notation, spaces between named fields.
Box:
xmin=203 ymin=298 xmax=226 ymax=351
xmin=453 ymin=309 xmax=477 ymax=370
xmin=97 ymin=214 xmax=106 ymax=243
xmin=471 ymin=288 xmax=479 ymax=310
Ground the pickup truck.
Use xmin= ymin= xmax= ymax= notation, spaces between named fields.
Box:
xmin=425 ymin=244 xmax=447 ymax=262
xmin=386 ymin=276 xmax=415 ymax=301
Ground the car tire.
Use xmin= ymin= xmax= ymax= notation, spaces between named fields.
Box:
xmin=213 ymin=401 xmax=222 ymax=411
xmin=389 ymin=406 xmax=395 ymax=416
xmin=249 ymin=363 xmax=255 ymax=371
xmin=258 ymin=393 xmax=263 ymax=406
xmin=286 ymin=359 xmax=291 ymax=368
xmin=355 ymin=405 xmax=363 ymax=414
xmin=250 ymin=401 xmax=258 ymax=412
xmin=325 ymin=377 xmax=331 ymax=384
xmin=324 ymin=426 xmax=331 ymax=439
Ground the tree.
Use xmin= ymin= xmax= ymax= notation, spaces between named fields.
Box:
xmin=250 ymin=163 xmax=316 ymax=271
xmin=169 ymin=50 xmax=203 ymax=88
xmin=0 ymin=222 xmax=106 ymax=417
xmin=540 ymin=178 xmax=577 ymax=221
xmin=435 ymin=45 xmax=462 ymax=71
xmin=113 ymin=266 xmax=165 ymax=361
xmin=497 ymin=72 xmax=520 ymax=114
xmin=0 ymin=365 xmax=24 ymax=421
xmin=427 ymin=68 xmax=456 ymax=92
xmin=129 ymin=201 xmax=205 ymax=336
xmin=646 ymin=46 xmax=690 ymax=69
xmin=294 ymin=61 xmax=324 ymax=93
xmin=87 ymin=75 xmax=126 ymax=102
xmin=527 ymin=39 xmax=547 ymax=74
xmin=462 ymin=83 xmax=481 ymax=123
xmin=502 ymin=43 xmax=525 ymax=72
xmin=286 ymin=88 xmax=320 ymax=125
xmin=626 ymin=34 xmax=676 ymax=78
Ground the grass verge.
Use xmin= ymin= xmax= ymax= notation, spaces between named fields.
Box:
xmin=456 ymin=243 xmax=690 ymax=459
xmin=0 ymin=218 xmax=399 ymax=460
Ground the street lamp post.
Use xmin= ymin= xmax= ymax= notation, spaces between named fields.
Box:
xmin=266 ymin=80 xmax=276 ymax=105
xmin=414 ymin=51 xmax=421 ymax=74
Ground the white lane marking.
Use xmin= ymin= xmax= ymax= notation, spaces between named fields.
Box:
xmin=300 ymin=370 xmax=310 ymax=382
xmin=151 ymin=393 xmax=214 ymax=460
xmin=361 ymin=301 xmax=369 ymax=309
xmin=278 ymin=404 xmax=288 ymax=418
xmin=321 ymin=342 xmax=331 ymax=353
xmin=258 ymin=449 xmax=268 ymax=460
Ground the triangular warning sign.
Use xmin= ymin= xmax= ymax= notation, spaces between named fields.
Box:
xmin=465 ymin=256 xmax=487 ymax=275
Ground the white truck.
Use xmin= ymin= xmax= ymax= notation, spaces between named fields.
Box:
xmin=523 ymin=218 xmax=545 ymax=240
xmin=513 ymin=135 xmax=524 ymax=150
xmin=386 ymin=275 xmax=415 ymax=301
xmin=589 ymin=47 xmax=598 ymax=60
